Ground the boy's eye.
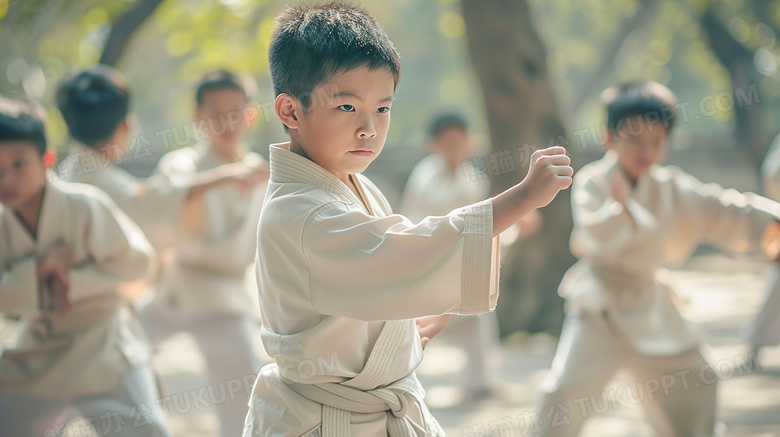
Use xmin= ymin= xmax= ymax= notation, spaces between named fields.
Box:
xmin=377 ymin=107 xmax=390 ymax=114
xmin=13 ymin=160 xmax=24 ymax=169
xmin=337 ymin=104 xmax=355 ymax=112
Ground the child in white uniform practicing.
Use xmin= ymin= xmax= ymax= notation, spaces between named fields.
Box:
xmin=242 ymin=3 xmax=573 ymax=436
xmin=57 ymin=66 xmax=267 ymax=251
xmin=139 ymin=70 xmax=269 ymax=437
xmin=535 ymin=81 xmax=780 ymax=437
xmin=0 ymin=97 xmax=171 ymax=437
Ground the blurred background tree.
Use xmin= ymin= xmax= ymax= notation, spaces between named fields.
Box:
xmin=1 ymin=0 xmax=779 ymax=336
xmin=461 ymin=0 xmax=574 ymax=335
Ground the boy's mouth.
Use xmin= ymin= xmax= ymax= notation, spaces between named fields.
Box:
xmin=349 ymin=149 xmax=373 ymax=156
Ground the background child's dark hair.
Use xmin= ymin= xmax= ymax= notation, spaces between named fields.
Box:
xmin=429 ymin=113 xmax=468 ymax=138
xmin=269 ymin=2 xmax=401 ymax=114
xmin=601 ymin=80 xmax=679 ymax=136
xmin=56 ymin=65 xmax=129 ymax=148
xmin=0 ymin=96 xmax=47 ymax=156
xmin=195 ymin=70 xmax=255 ymax=107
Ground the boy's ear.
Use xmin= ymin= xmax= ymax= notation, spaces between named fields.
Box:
xmin=112 ymin=118 xmax=131 ymax=142
xmin=106 ymin=118 xmax=132 ymax=149
xmin=275 ymin=93 xmax=301 ymax=131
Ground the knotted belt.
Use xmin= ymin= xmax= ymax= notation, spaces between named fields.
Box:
xmin=282 ymin=320 xmax=425 ymax=436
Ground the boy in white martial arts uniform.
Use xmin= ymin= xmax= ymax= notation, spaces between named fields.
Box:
xmin=400 ymin=113 xmax=541 ymax=401
xmin=745 ymin=132 xmax=780 ymax=355
xmin=242 ymin=3 xmax=573 ymax=436
xmin=0 ymin=97 xmax=171 ymax=436
xmin=138 ymin=70 xmax=270 ymax=437
xmin=57 ymin=66 xmax=267 ymax=251
xmin=535 ymin=81 xmax=780 ymax=437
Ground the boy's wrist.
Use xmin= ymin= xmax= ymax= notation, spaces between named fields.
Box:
xmin=513 ymin=180 xmax=539 ymax=215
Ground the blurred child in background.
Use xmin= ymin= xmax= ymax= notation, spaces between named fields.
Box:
xmin=138 ymin=70 xmax=269 ymax=437
xmin=536 ymin=80 xmax=780 ymax=437
xmin=0 ymin=96 xmax=171 ymax=437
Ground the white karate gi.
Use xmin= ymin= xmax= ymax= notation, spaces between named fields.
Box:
xmin=536 ymin=150 xmax=780 ymax=437
xmin=0 ymin=182 xmax=170 ymax=437
xmin=64 ymin=142 xmax=189 ymax=250
xmin=242 ymin=142 xmax=500 ymax=437
xmin=138 ymin=143 xmax=267 ymax=437
xmin=399 ymin=153 xmax=500 ymax=395
xmin=745 ymin=133 xmax=780 ymax=349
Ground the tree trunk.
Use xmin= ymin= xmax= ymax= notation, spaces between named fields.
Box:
xmin=461 ymin=0 xmax=575 ymax=336
xmin=699 ymin=6 xmax=767 ymax=168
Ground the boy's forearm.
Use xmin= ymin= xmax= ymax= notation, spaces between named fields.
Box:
xmin=183 ymin=166 xmax=235 ymax=203
xmin=491 ymin=182 xmax=537 ymax=237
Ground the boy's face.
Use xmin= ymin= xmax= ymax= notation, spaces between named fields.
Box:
xmin=606 ymin=116 xmax=668 ymax=181
xmin=288 ymin=66 xmax=394 ymax=183
xmin=0 ymin=142 xmax=46 ymax=210
xmin=196 ymin=88 xmax=249 ymax=153
xmin=431 ymin=126 xmax=470 ymax=171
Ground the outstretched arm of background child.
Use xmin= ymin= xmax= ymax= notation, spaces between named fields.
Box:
xmin=182 ymin=161 xmax=270 ymax=203
xmin=153 ymin=152 xmax=269 ymax=238
xmin=490 ymin=147 xmax=573 ymax=237
xmin=677 ymin=168 xmax=780 ymax=255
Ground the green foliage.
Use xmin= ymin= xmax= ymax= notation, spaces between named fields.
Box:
xmin=1 ymin=0 xmax=778 ymax=155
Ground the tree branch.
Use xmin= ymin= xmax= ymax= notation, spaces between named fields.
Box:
xmin=99 ymin=0 xmax=165 ymax=66
xmin=569 ymin=0 xmax=658 ymax=116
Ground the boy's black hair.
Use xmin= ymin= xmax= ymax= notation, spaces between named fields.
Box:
xmin=0 ymin=96 xmax=47 ymax=156
xmin=429 ymin=113 xmax=468 ymax=138
xmin=269 ymin=1 xmax=401 ymax=113
xmin=602 ymin=80 xmax=679 ymax=136
xmin=195 ymin=70 xmax=254 ymax=107
xmin=56 ymin=65 xmax=129 ymax=148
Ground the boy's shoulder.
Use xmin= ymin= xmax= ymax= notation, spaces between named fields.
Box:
xmin=156 ymin=146 xmax=201 ymax=174
xmin=261 ymin=142 xmax=393 ymax=226
xmin=575 ymin=152 xmax=619 ymax=184
xmin=576 ymin=152 xmax=689 ymax=183
xmin=261 ymin=173 xmax=391 ymax=231
xmin=48 ymin=180 xmax=121 ymax=219
xmin=53 ymin=180 xmax=112 ymax=205
xmin=648 ymin=163 xmax=689 ymax=183
xmin=262 ymin=180 xmax=346 ymax=224
xmin=245 ymin=150 xmax=267 ymax=167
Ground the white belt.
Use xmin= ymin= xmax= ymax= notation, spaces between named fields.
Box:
xmin=282 ymin=320 xmax=424 ymax=436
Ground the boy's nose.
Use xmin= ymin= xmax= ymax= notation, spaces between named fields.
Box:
xmin=356 ymin=122 xmax=377 ymax=139
xmin=355 ymin=115 xmax=376 ymax=140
